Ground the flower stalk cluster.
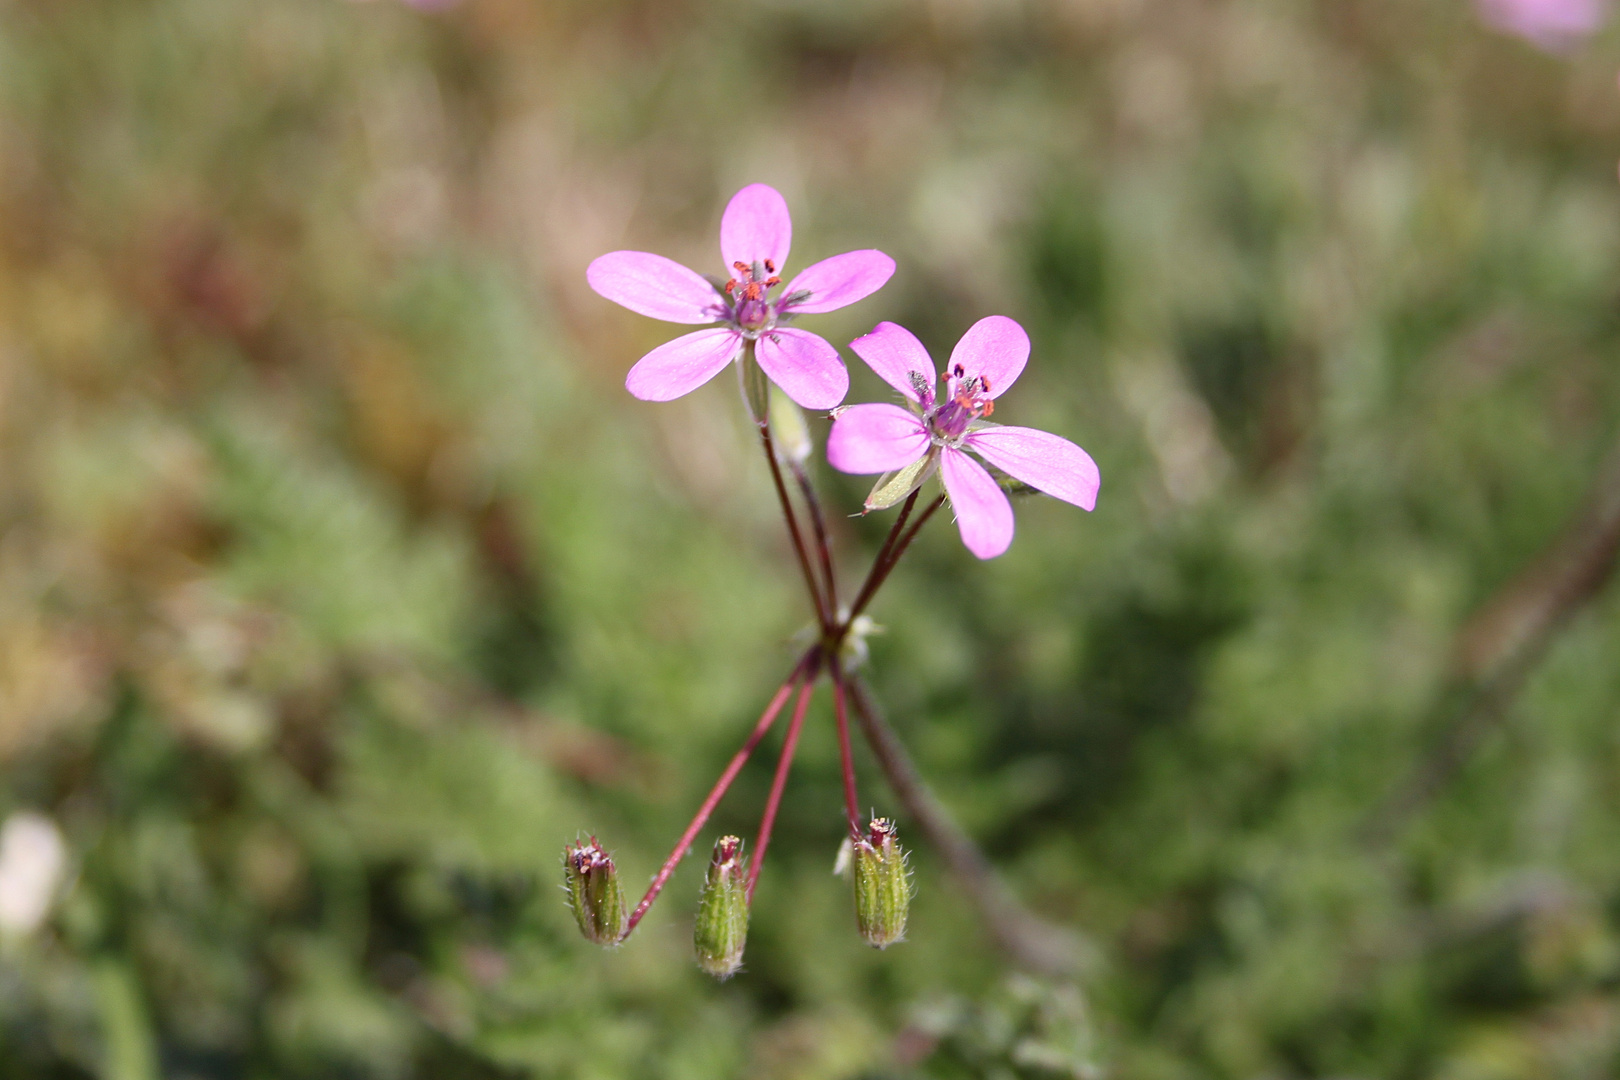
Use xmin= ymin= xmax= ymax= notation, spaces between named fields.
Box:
xmin=568 ymin=184 xmax=1099 ymax=976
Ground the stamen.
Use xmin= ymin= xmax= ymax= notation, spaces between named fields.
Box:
xmin=982 ymin=400 xmax=994 ymax=418
xmin=764 ymin=259 xmax=776 ymax=273
xmin=724 ymin=279 xmax=737 ymax=295
xmin=733 ymin=261 xmax=750 ymax=275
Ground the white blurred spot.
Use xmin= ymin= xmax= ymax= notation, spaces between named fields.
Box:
xmin=0 ymin=812 xmax=65 ymax=936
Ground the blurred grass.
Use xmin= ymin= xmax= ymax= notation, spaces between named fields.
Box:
xmin=4 ymin=0 xmax=1620 ymax=1077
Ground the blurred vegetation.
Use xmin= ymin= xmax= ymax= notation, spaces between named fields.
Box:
xmin=3 ymin=0 xmax=1620 ymax=1077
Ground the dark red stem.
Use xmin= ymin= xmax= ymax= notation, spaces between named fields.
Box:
xmin=624 ymin=652 xmax=811 ymax=934
xmin=790 ymin=458 xmax=838 ymax=621
xmin=759 ymin=422 xmax=831 ymax=631
xmin=832 ymin=669 xmax=861 ymax=837
xmin=842 ymin=494 xmax=946 ymax=632
xmin=747 ymin=676 xmax=816 ymax=902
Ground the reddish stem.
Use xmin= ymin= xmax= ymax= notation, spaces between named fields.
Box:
xmin=747 ymin=677 xmax=816 ymax=902
xmin=842 ymin=494 xmax=946 ymax=631
xmin=832 ymin=670 xmax=860 ymax=837
xmin=790 ymin=458 xmax=838 ymax=622
xmin=624 ymin=652 xmax=811 ymax=934
xmin=759 ymin=422 xmax=831 ymax=631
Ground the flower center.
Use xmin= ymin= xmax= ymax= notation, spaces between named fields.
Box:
xmin=928 ymin=361 xmax=994 ymax=442
xmin=724 ymin=260 xmax=781 ymax=332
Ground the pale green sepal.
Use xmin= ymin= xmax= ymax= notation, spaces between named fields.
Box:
xmin=563 ymin=839 xmax=626 ymax=946
xmin=768 ymin=383 xmax=812 ymax=464
xmin=738 ymin=341 xmax=770 ymax=425
xmin=865 ymin=448 xmax=939 ymax=512
xmin=694 ymin=836 xmax=750 ymax=979
xmin=852 ymin=819 xmax=911 ymax=949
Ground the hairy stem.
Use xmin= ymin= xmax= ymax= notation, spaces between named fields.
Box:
xmin=759 ymin=421 xmax=830 ymax=631
xmin=625 ymin=652 xmax=812 ymax=934
xmin=842 ymin=491 xmax=918 ymax=629
xmin=843 ymin=495 xmax=946 ymax=631
xmin=831 ymin=670 xmax=861 ymax=837
xmin=747 ymin=677 xmax=817 ymax=902
xmin=790 ymin=458 xmax=839 ymax=621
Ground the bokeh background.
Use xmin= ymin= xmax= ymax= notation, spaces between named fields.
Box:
xmin=4 ymin=0 xmax=1620 ymax=1076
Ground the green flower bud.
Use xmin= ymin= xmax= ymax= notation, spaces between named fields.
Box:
xmin=694 ymin=835 xmax=750 ymax=979
xmin=852 ymin=819 xmax=911 ymax=949
xmin=768 ymin=384 xmax=812 ymax=464
xmin=563 ymin=839 xmax=625 ymax=946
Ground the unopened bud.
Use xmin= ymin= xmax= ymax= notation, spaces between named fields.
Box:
xmin=693 ymin=836 xmax=749 ymax=979
xmin=768 ymin=384 xmax=812 ymax=464
xmin=852 ymin=819 xmax=911 ymax=949
xmin=563 ymin=839 xmax=625 ymax=946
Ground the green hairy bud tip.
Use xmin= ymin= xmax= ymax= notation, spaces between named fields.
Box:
xmin=852 ymin=818 xmax=911 ymax=949
xmin=694 ymin=835 xmax=750 ymax=979
xmin=564 ymin=838 xmax=626 ymax=946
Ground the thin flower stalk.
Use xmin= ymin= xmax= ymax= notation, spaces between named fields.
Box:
xmin=790 ymin=458 xmax=839 ymax=621
xmin=758 ymin=414 xmax=832 ymax=632
xmin=841 ymin=495 xmax=946 ymax=632
xmin=831 ymin=671 xmax=860 ymax=838
xmin=746 ymin=677 xmax=817 ymax=902
xmin=624 ymin=652 xmax=812 ymax=935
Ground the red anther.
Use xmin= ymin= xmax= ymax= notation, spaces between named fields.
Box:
xmin=743 ymin=282 xmax=762 ymax=301
xmin=954 ymin=363 xmax=965 ymax=378
xmin=724 ymin=279 xmax=737 ymax=295
xmin=764 ymin=276 xmax=781 ymax=288
xmin=733 ymin=261 xmax=751 ymax=275
xmin=981 ymin=377 xmax=992 ymax=394
xmin=764 ymin=259 xmax=776 ymax=273
xmin=982 ymin=400 xmax=994 ymax=418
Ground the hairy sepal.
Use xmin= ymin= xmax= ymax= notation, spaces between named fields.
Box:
xmin=865 ymin=448 xmax=939 ymax=512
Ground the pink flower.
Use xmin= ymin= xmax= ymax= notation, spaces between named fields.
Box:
xmin=587 ymin=184 xmax=896 ymax=410
xmin=1477 ymin=0 xmax=1607 ymax=50
xmin=826 ymin=318 xmax=1099 ymax=559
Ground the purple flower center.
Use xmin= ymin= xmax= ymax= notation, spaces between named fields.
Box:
xmin=925 ymin=362 xmax=995 ymax=443
xmin=724 ymin=260 xmax=782 ymax=334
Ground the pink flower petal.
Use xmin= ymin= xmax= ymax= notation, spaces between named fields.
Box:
xmin=826 ymin=404 xmax=930 ymax=474
xmin=949 ymin=315 xmax=1028 ymax=399
xmin=940 ymin=447 xmax=1014 ymax=559
xmin=755 ymin=328 xmax=848 ymax=410
xmin=781 ymin=250 xmax=895 ymax=314
xmin=966 ymin=426 xmax=1099 ymax=510
xmin=587 ymin=251 xmax=725 ymax=324
xmin=1478 ymin=0 xmax=1606 ymax=50
xmin=720 ymin=184 xmax=792 ymax=274
xmin=625 ymin=328 xmax=741 ymax=401
xmin=849 ymin=322 xmax=936 ymax=403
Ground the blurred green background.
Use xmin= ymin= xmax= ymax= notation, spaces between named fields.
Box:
xmin=4 ymin=0 xmax=1620 ymax=1076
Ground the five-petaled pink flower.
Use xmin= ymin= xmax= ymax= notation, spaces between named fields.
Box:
xmin=587 ymin=184 xmax=895 ymax=410
xmin=827 ymin=318 xmax=1100 ymax=560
